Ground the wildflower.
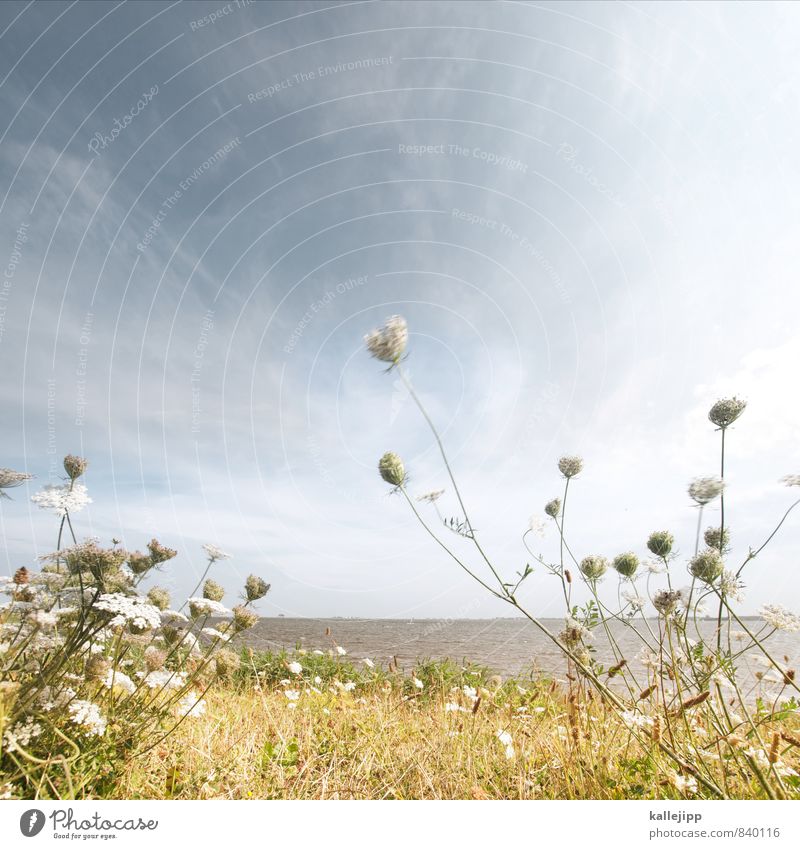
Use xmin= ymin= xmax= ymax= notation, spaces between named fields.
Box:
xmin=688 ymin=476 xmax=724 ymax=505
xmin=362 ymin=658 xmax=375 ymax=668
xmin=127 ymin=551 xmax=152 ymax=576
xmin=101 ymin=669 xmax=136 ymax=694
xmin=342 ymin=681 xmax=356 ymax=692
xmin=364 ymin=315 xmax=408 ymax=363
xmin=719 ymin=570 xmax=745 ymax=602
xmin=147 ymin=587 xmax=171 ymax=610
xmin=528 ymin=516 xmax=547 ymax=536
xmin=759 ymin=604 xmax=800 ymax=632
xmin=613 ymin=552 xmax=639 ymax=579
xmin=704 ymin=526 xmax=730 ymax=552
xmin=201 ymin=627 xmax=231 ymax=641
xmin=781 ymin=475 xmax=800 ymax=487
xmin=138 ymin=669 xmax=186 ymax=690
xmin=544 ymin=498 xmax=561 ymax=518
xmin=463 ymin=685 xmax=478 ymax=700
xmin=203 ymin=579 xmax=225 ymax=602
xmin=0 ymin=468 xmax=33 ymax=499
xmin=232 ymin=605 xmax=258 ymax=631
xmin=621 ymin=710 xmax=654 ymax=730
xmin=3 ymin=717 xmax=43 ymax=753
xmin=336 ymin=645 xmax=347 ymax=656
xmin=245 ymin=574 xmax=270 ymax=602
xmin=188 ymin=597 xmax=231 ymax=618
xmin=31 ymin=482 xmax=92 ymax=516
xmin=284 ymin=690 xmax=300 ymax=701
xmin=378 ymin=452 xmax=406 ymax=487
xmin=147 ymin=538 xmax=177 ymax=564
xmin=314 ymin=675 xmax=322 ymax=685
xmin=579 ymin=555 xmax=608 ymax=581
xmin=496 ymin=729 xmax=515 ymax=759
xmin=559 ymin=617 xmax=593 ymax=646
xmin=413 ymin=677 xmax=424 ymax=689
xmin=445 ymin=702 xmax=467 ymax=713
xmin=288 ymin=661 xmax=303 ymax=675
xmin=202 ymin=543 xmax=231 ymax=562
xmin=557 ymin=455 xmax=583 ymax=478
xmin=653 ymin=589 xmax=683 ymax=616
xmin=313 ymin=649 xmax=324 ymax=656
xmin=689 ymin=549 xmax=724 ymax=583
xmin=68 ymin=700 xmax=106 ymax=736
xmin=144 ymin=646 xmax=167 ymax=670
xmin=33 ymin=609 xmax=57 ymax=627
xmin=214 ymin=649 xmax=240 ymax=678
xmin=416 ymin=489 xmax=444 ymax=503
xmin=647 ymin=530 xmax=674 ymax=558
xmin=94 ymin=593 xmax=161 ymax=631
xmin=178 ymin=692 xmax=207 ymax=718
xmin=670 ymin=772 xmax=698 ymax=795
xmin=708 ymin=397 xmax=746 ymax=429
xmin=622 ymin=590 xmax=646 ymax=612
xmin=63 ymin=454 xmax=88 ymax=480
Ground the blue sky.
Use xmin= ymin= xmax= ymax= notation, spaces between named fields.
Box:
xmin=1 ymin=0 xmax=798 ymax=618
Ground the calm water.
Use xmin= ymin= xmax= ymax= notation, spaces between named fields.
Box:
xmin=242 ymin=617 xmax=800 ymax=683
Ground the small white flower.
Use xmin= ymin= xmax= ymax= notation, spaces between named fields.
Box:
xmin=202 ymin=543 xmax=232 ymax=561
xmin=314 ymin=675 xmax=322 ymax=685
xmin=759 ymin=604 xmax=800 ymax=632
xmin=362 ymin=658 xmax=375 ymax=669
xmin=284 ymin=690 xmax=300 ymax=701
xmin=94 ymin=593 xmax=161 ymax=631
xmin=31 ymin=483 xmax=92 ymax=516
xmin=68 ymin=700 xmax=106 ymax=736
xmin=364 ymin=315 xmax=408 ymax=363
xmin=178 ymin=691 xmax=206 ymax=717
xmin=313 ymin=649 xmax=324 ymax=656
xmin=101 ymin=669 xmax=136 ymax=694
xmin=201 ymin=627 xmax=231 ymax=641
xmin=138 ymin=669 xmax=186 ymax=690
xmin=288 ymin=661 xmax=303 ymax=675
xmin=3 ymin=717 xmax=42 ymax=753
xmin=342 ymin=681 xmax=356 ymax=692
xmin=413 ymin=677 xmax=424 ymax=690
xmin=671 ymin=772 xmax=698 ymax=794
xmin=780 ymin=475 xmax=800 ymax=487
xmin=416 ymin=489 xmax=445 ymax=503
xmin=33 ymin=610 xmax=58 ymax=627
xmin=528 ymin=516 xmax=547 ymax=537
xmin=621 ymin=710 xmax=654 ymax=730
xmin=336 ymin=646 xmax=347 ymax=656
xmin=187 ymin=597 xmax=231 ymax=617
xmin=444 ymin=702 xmax=466 ymax=713
xmin=622 ymin=590 xmax=646 ymax=612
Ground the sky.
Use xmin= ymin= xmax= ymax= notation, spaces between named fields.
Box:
xmin=0 ymin=0 xmax=799 ymax=619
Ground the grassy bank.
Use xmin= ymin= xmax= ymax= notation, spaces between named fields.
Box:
xmin=114 ymin=651 xmax=800 ymax=800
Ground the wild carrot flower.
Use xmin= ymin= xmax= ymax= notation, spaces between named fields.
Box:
xmin=496 ymin=729 xmax=515 ymax=759
xmin=416 ymin=489 xmax=444 ymax=503
xmin=653 ymin=589 xmax=683 ymax=616
xmin=378 ymin=452 xmax=406 ymax=487
xmin=68 ymin=700 xmax=106 ymax=736
xmin=557 ymin=455 xmax=583 ymax=478
xmin=689 ymin=549 xmax=724 ymax=583
xmin=689 ymin=476 xmax=724 ymax=505
xmin=647 ymin=530 xmax=674 ymax=557
xmin=544 ymin=498 xmax=561 ymax=518
xmin=671 ymin=772 xmax=698 ymax=794
xmin=203 ymin=579 xmax=225 ymax=601
xmin=3 ymin=717 xmax=42 ymax=752
xmin=759 ymin=604 xmax=800 ymax=632
xmin=188 ymin=597 xmax=231 ymax=618
xmin=0 ymin=468 xmax=33 ymax=499
xmin=719 ymin=570 xmax=745 ymax=602
xmin=202 ymin=543 xmax=231 ymax=562
xmin=362 ymin=658 xmax=375 ymax=668
xmin=781 ymin=475 xmax=800 ymax=487
xmin=232 ymin=605 xmax=258 ymax=631
xmin=147 ymin=587 xmax=171 ymax=610
xmin=31 ymin=483 xmax=92 ymax=516
xmin=708 ymin=397 xmax=746 ymax=429
xmin=94 ymin=593 xmax=161 ymax=630
xmin=579 ymin=555 xmax=608 ymax=581
xmin=336 ymin=645 xmax=347 ymax=656
xmin=63 ymin=455 xmax=88 ymax=480
xmin=245 ymin=574 xmax=270 ymax=601
xmin=101 ymin=669 xmax=136 ymax=694
xmin=413 ymin=677 xmax=424 ymax=689
xmin=612 ymin=552 xmax=639 ymax=578
xmin=622 ymin=590 xmax=646 ymax=612
xmin=704 ymin=526 xmax=730 ymax=551
xmin=528 ymin=516 xmax=547 ymax=536
xmin=178 ymin=692 xmax=207 ymax=718
xmin=364 ymin=315 xmax=408 ymax=364
xmin=288 ymin=661 xmax=303 ymax=675
xmin=147 ymin=539 xmax=177 ymax=564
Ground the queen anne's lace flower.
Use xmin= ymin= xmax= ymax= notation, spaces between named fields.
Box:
xmin=288 ymin=661 xmax=303 ymax=675
xmin=101 ymin=669 xmax=136 ymax=694
xmin=178 ymin=691 xmax=206 ymax=717
xmin=781 ymin=475 xmax=800 ymax=487
xmin=31 ymin=483 xmax=92 ymax=516
xmin=0 ymin=468 xmax=33 ymax=499
xmin=138 ymin=669 xmax=186 ymax=690
xmin=94 ymin=593 xmax=161 ymax=631
xmin=416 ymin=489 xmax=444 ymax=503
xmin=759 ymin=604 xmax=800 ymax=632
xmin=3 ymin=717 xmax=42 ymax=752
xmin=688 ymin=476 xmax=724 ymax=505
xmin=68 ymin=700 xmax=106 ymax=736
xmin=188 ymin=597 xmax=231 ymax=618
xmin=364 ymin=315 xmax=408 ymax=363
xmin=202 ymin=543 xmax=231 ymax=561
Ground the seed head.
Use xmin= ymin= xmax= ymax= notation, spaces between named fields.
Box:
xmin=364 ymin=315 xmax=408 ymax=364
xmin=215 ymin=649 xmax=241 ymax=679
xmin=232 ymin=605 xmax=259 ymax=632
xmin=613 ymin=552 xmax=639 ymax=579
xmin=13 ymin=566 xmax=30 ymax=585
xmin=0 ymin=468 xmax=33 ymax=499
xmin=544 ymin=498 xmax=561 ymax=518
xmin=146 ymin=587 xmax=171 ymax=611
xmin=557 ymin=455 xmax=583 ymax=479
xmin=689 ymin=549 xmax=724 ymax=584
xmin=703 ymin=526 xmax=730 ymax=552
xmin=647 ymin=530 xmax=674 ymax=558
xmin=378 ymin=452 xmax=406 ymax=487
xmin=579 ymin=555 xmax=608 ymax=581
xmin=63 ymin=455 xmax=89 ymax=480
xmin=147 ymin=539 xmax=177 ymax=565
xmin=245 ymin=574 xmax=270 ymax=602
xmin=127 ymin=551 xmax=152 ymax=576
xmin=708 ymin=397 xmax=746 ymax=429
xmin=688 ymin=476 xmax=724 ymax=505
xmin=203 ymin=579 xmax=225 ymax=602
xmin=653 ymin=589 xmax=683 ymax=616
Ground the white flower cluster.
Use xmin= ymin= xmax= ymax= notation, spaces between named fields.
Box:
xmin=138 ymin=669 xmax=186 ymax=690
xmin=202 ymin=543 xmax=231 ymax=561
xmin=178 ymin=691 xmax=206 ymax=718
xmin=759 ymin=604 xmax=800 ymax=632
xmin=94 ymin=593 xmax=161 ymax=631
xmin=31 ymin=483 xmax=92 ymax=516
xmin=68 ymin=699 xmax=106 ymax=736
xmin=496 ymin=728 xmax=515 ymax=760
xmin=364 ymin=315 xmax=408 ymax=363
xmin=3 ymin=717 xmax=43 ymax=753
xmin=101 ymin=669 xmax=136 ymax=694
xmin=188 ymin=597 xmax=231 ymax=617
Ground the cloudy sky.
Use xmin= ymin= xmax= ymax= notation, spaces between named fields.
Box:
xmin=1 ymin=0 xmax=798 ymax=618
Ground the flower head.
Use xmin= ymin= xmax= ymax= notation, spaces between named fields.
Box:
xmin=653 ymin=589 xmax=683 ymax=616
xmin=416 ymin=489 xmax=444 ymax=503
xmin=781 ymin=475 xmax=800 ymax=487
xmin=364 ymin=315 xmax=408 ymax=364
xmin=31 ymin=483 xmax=92 ymax=516
xmin=94 ymin=593 xmax=161 ymax=631
xmin=203 ymin=579 xmax=225 ymax=602
xmin=232 ymin=605 xmax=259 ymax=631
xmin=557 ymin=455 xmax=583 ymax=479
xmin=689 ymin=549 xmax=724 ymax=584
xmin=378 ymin=452 xmax=406 ymax=487
xmin=703 ymin=526 xmax=730 ymax=552
xmin=688 ymin=476 xmax=724 ymax=505
xmin=68 ymin=700 xmax=106 ymax=736
xmin=708 ymin=397 xmax=746 ymax=429
xmin=147 ymin=539 xmax=177 ymax=565
xmin=647 ymin=530 xmax=674 ymax=558
xmin=245 ymin=574 xmax=270 ymax=602
xmin=147 ymin=587 xmax=171 ymax=611
xmin=0 ymin=468 xmax=33 ymax=499
xmin=288 ymin=661 xmax=303 ymax=675
xmin=759 ymin=604 xmax=800 ymax=632
xmin=719 ymin=570 xmax=745 ymax=603
xmin=579 ymin=555 xmax=608 ymax=581
xmin=63 ymin=455 xmax=88 ymax=480
xmin=202 ymin=543 xmax=231 ymax=562
xmin=544 ymin=498 xmax=561 ymax=518
xmin=613 ymin=552 xmax=639 ymax=579
xmin=188 ymin=597 xmax=231 ymax=618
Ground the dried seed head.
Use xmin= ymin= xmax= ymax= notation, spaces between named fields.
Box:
xmin=0 ymin=468 xmax=33 ymax=498
xmin=146 ymin=587 xmax=171 ymax=611
xmin=245 ymin=574 xmax=270 ymax=602
xmin=647 ymin=530 xmax=674 ymax=558
xmin=364 ymin=315 xmax=408 ymax=364
xmin=613 ymin=552 xmax=639 ymax=578
xmin=147 ymin=538 xmax=177 ymax=565
xmin=557 ymin=455 xmax=583 ymax=478
xmin=579 ymin=555 xmax=608 ymax=581
xmin=544 ymin=498 xmax=561 ymax=518
xmin=215 ymin=649 xmax=241 ymax=679
xmin=378 ymin=452 xmax=406 ymax=487
xmin=232 ymin=605 xmax=259 ymax=632
xmin=653 ymin=589 xmax=683 ymax=616
xmin=688 ymin=476 xmax=724 ymax=505
xmin=127 ymin=551 xmax=152 ymax=576
xmin=63 ymin=454 xmax=89 ymax=480
xmin=703 ymin=526 xmax=730 ymax=552
xmin=13 ymin=567 xmax=29 ymax=585
xmin=203 ymin=579 xmax=225 ymax=602
xmin=708 ymin=397 xmax=746 ymax=429
xmin=689 ymin=549 xmax=724 ymax=584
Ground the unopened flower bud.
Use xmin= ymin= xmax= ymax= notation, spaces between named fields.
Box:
xmin=544 ymin=498 xmax=561 ymax=518
xmin=378 ymin=452 xmax=406 ymax=487
xmin=364 ymin=315 xmax=408 ymax=364
xmin=203 ymin=579 xmax=225 ymax=602
xmin=647 ymin=530 xmax=674 ymax=558
xmin=147 ymin=587 xmax=171 ymax=611
xmin=689 ymin=549 xmax=724 ymax=584
xmin=147 ymin=539 xmax=177 ymax=564
xmin=613 ymin=552 xmax=639 ymax=578
xmin=579 ymin=555 xmax=608 ymax=581
xmin=708 ymin=397 xmax=746 ymax=429
xmin=232 ymin=605 xmax=259 ymax=632
xmin=63 ymin=454 xmax=89 ymax=480
xmin=245 ymin=574 xmax=270 ymax=602
xmin=688 ymin=476 xmax=724 ymax=505
xmin=703 ymin=526 xmax=730 ymax=552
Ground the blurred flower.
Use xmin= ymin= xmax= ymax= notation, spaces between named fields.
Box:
xmin=528 ymin=516 xmax=547 ymax=536
xmin=646 ymin=530 xmax=674 ymax=558
xmin=413 ymin=677 xmax=424 ymax=689
xmin=704 ymin=526 xmax=730 ymax=552
xmin=689 ymin=550 xmax=724 ymax=584
xmin=670 ymin=772 xmax=698 ymax=794
xmin=759 ymin=604 xmax=800 ymax=632
xmin=622 ymin=590 xmax=646 ymax=612
xmin=364 ymin=315 xmax=408 ymax=364
xmin=362 ymin=658 xmax=375 ymax=668
xmin=202 ymin=543 xmax=231 ymax=562
xmin=557 ymin=455 xmax=583 ymax=478
xmin=31 ymin=483 xmax=92 ymax=516
xmin=178 ymin=692 xmax=206 ymax=718
xmin=188 ymin=598 xmax=231 ymax=618
xmin=653 ymin=590 xmax=683 ymax=616
xmin=689 ymin=476 xmax=724 ymax=505
xmin=147 ymin=587 xmax=171 ymax=611
xmin=288 ymin=661 xmax=303 ymax=675
xmin=416 ymin=489 xmax=444 ymax=503
xmin=544 ymin=498 xmax=561 ymax=519
xmin=719 ymin=570 xmax=745 ymax=603
xmin=68 ymin=700 xmax=106 ymax=736
xmin=245 ymin=575 xmax=270 ymax=602
xmin=378 ymin=452 xmax=406 ymax=487
xmin=781 ymin=475 xmax=800 ymax=487
xmin=203 ymin=579 xmax=225 ymax=602
xmin=613 ymin=552 xmax=639 ymax=579
xmin=708 ymin=397 xmax=746 ymax=429
xmin=232 ymin=605 xmax=258 ymax=631
xmin=336 ymin=645 xmax=347 ymax=656
xmin=0 ymin=468 xmax=32 ymax=500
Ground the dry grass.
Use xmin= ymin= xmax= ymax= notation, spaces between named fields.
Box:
xmin=116 ymin=678 xmax=800 ymax=800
